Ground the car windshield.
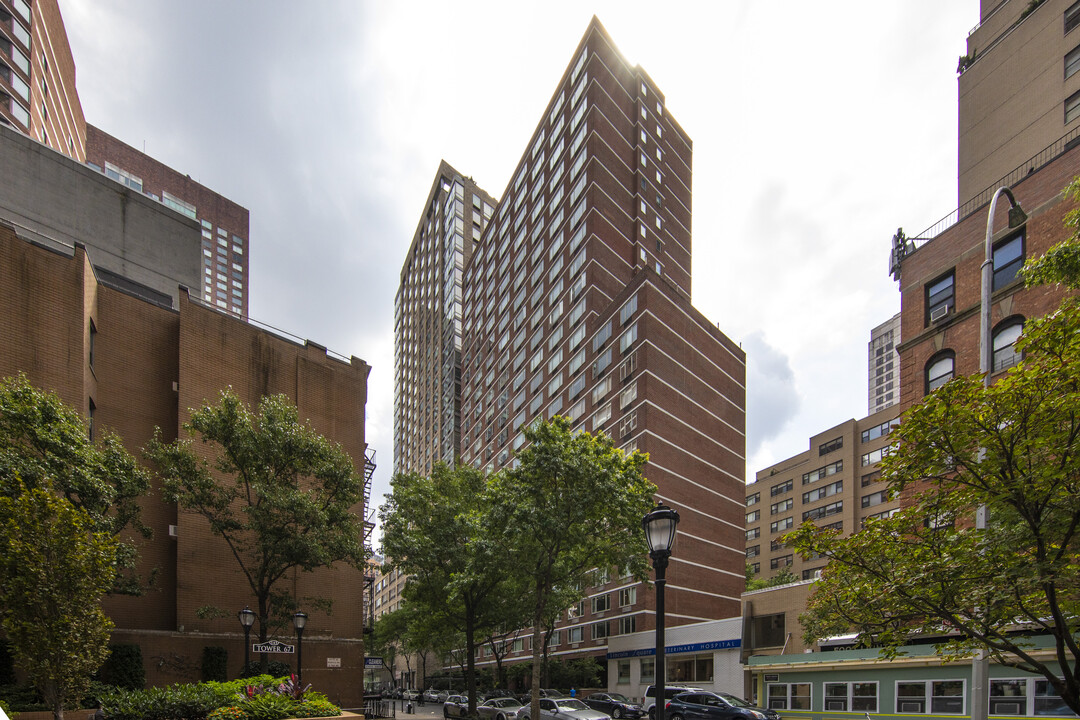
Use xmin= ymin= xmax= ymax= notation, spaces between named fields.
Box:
xmin=718 ymin=694 xmax=754 ymax=708
xmin=556 ymin=700 xmax=589 ymax=711
xmin=607 ymin=694 xmax=631 ymax=703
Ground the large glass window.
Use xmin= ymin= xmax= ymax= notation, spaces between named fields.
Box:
xmin=767 ymin=684 xmax=811 ymax=711
xmin=993 ymin=233 xmax=1024 ymax=290
xmin=666 ymin=654 xmax=713 ymax=683
xmin=927 ymin=272 xmax=955 ymax=323
xmin=927 ymin=352 xmax=955 ymax=392
xmin=750 ymin=613 xmax=785 ymax=648
xmin=993 ymin=319 xmax=1024 ymax=372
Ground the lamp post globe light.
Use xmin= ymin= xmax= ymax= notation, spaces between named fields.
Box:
xmin=293 ymin=611 xmax=308 ymax=687
xmin=238 ymin=606 xmax=256 ymax=676
xmin=643 ymin=503 xmax=680 ymax=720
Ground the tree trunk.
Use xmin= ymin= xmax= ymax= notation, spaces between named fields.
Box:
xmin=530 ymin=619 xmax=543 ymax=720
xmin=466 ymin=614 xmax=478 ymax=714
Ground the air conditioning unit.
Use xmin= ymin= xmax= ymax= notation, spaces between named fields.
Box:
xmin=930 ymin=305 xmax=950 ymax=322
xmin=168 ymin=524 xmax=178 ymax=538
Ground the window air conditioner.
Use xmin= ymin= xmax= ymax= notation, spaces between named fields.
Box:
xmin=930 ymin=305 xmax=950 ymax=322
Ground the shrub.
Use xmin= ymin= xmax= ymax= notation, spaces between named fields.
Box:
xmin=239 ymin=661 xmax=291 ymax=679
xmin=0 ymin=698 xmax=15 ymax=719
xmin=207 ymin=707 xmax=247 ymax=720
xmin=201 ymin=647 xmax=228 ymax=683
xmin=292 ymin=698 xmax=341 ymax=718
xmin=97 ymin=645 xmax=145 ymax=691
xmin=242 ymin=692 xmax=296 ymax=720
xmin=0 ymin=684 xmax=45 ymax=711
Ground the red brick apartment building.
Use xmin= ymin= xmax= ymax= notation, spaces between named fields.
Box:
xmin=394 ymin=17 xmax=747 ymax=687
xmin=1 ymin=0 xmax=251 ymax=318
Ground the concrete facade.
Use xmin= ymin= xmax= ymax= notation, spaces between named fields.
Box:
xmin=0 ymin=122 xmax=203 ymax=308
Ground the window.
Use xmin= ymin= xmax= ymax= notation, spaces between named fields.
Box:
xmin=767 ymin=684 xmax=811 ymax=711
xmin=747 ymin=492 xmax=760 ymax=506
xmin=592 ymin=593 xmax=610 ymax=613
xmin=1068 ymin=1 xmax=1080 ymax=34
xmin=1069 ymin=45 xmax=1080 ymax=80
xmin=770 ymin=498 xmax=793 ymax=515
xmin=746 ymin=510 xmax=761 ymax=523
xmin=640 ymin=659 xmax=655 ymax=683
xmin=617 ymin=659 xmax=631 ymax=681
xmin=751 ymin=614 xmax=786 ymax=648
xmin=926 ymin=272 xmax=955 ymax=323
xmin=803 ymin=500 xmax=843 ymax=522
xmin=770 ymin=554 xmax=792 ymax=570
xmin=746 ymin=528 xmax=760 ymax=541
xmin=862 ymin=446 xmax=891 ymax=466
xmin=568 ymin=600 xmax=584 ymax=619
xmin=818 ymin=436 xmax=843 ymax=455
xmin=620 ymin=382 xmax=637 ymax=409
xmin=993 ymin=318 xmax=1024 ymax=372
xmin=770 ymin=517 xmax=793 ymax=533
xmin=990 ymin=680 xmax=1028 ymax=716
xmin=803 ymin=480 xmax=842 ymax=503
xmin=896 ymin=680 xmax=965 ymax=715
xmin=618 ymin=586 xmax=636 ymax=606
xmin=592 ymin=621 xmax=609 ymax=639
xmin=824 ymin=683 xmax=877 ymax=713
xmin=771 ymin=479 xmax=793 ymax=496
xmin=666 ymin=654 xmax=713 ymax=683
xmin=994 ymin=233 xmax=1024 ymax=290
xmin=88 ymin=319 xmax=97 ymax=370
xmin=746 ymin=545 xmax=760 ymax=558
xmin=926 ymin=351 xmax=955 ymax=392
xmin=617 ymin=616 xmax=636 ymax=635
xmin=862 ymin=490 xmax=888 ymax=508
xmin=802 ymin=461 xmax=842 ymax=484
xmin=861 ymin=419 xmax=895 ymax=443
xmin=1067 ymin=89 xmax=1080 ymax=124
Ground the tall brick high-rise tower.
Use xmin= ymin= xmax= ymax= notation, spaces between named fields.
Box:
xmin=394 ymin=17 xmax=747 ymax=675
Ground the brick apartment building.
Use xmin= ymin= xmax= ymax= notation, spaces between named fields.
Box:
xmin=0 ymin=0 xmax=251 ymax=317
xmin=394 ymin=17 xmax=747 ymax=694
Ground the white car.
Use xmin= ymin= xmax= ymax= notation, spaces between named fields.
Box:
xmin=517 ymin=698 xmax=612 ymax=720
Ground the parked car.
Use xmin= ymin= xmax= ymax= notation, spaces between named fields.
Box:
xmin=425 ymin=690 xmax=441 ymax=703
xmin=665 ymin=692 xmax=781 ymax=720
xmin=444 ymin=695 xmax=470 ymax=719
xmin=478 ymin=697 xmax=525 ymax=720
xmin=644 ymin=686 xmax=700 ymax=719
xmin=517 ymin=697 xmax=612 ymax=720
xmin=484 ymin=690 xmax=517 ymax=701
xmin=583 ymin=693 xmax=644 ymax=719
xmin=403 ymin=690 xmax=421 ymax=701
xmin=520 ymin=689 xmax=571 ymax=704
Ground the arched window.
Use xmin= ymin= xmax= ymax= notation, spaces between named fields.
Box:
xmin=992 ymin=317 xmax=1024 ymax=372
xmin=926 ymin=352 xmax=955 ymax=393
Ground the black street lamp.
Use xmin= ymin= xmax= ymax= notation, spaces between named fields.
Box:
xmin=643 ymin=503 xmax=680 ymax=720
xmin=238 ymin=606 xmax=256 ymax=677
xmin=293 ymin=611 xmax=308 ymax=687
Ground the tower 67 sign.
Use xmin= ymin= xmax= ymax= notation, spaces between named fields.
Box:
xmin=252 ymin=640 xmax=295 ymax=654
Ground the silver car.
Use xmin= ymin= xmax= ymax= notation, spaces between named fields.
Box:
xmin=479 ymin=697 xmax=525 ymax=720
xmin=518 ymin=698 xmax=612 ymax=720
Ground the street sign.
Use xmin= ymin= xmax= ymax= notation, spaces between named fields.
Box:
xmin=364 ymin=657 xmax=384 ymax=668
xmin=253 ymin=640 xmax=295 ymax=654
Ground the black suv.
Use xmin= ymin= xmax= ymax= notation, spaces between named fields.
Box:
xmin=665 ymin=691 xmax=780 ymax=720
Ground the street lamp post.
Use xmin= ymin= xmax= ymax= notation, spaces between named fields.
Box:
xmin=238 ymin=607 xmax=256 ymax=677
xmin=643 ymin=503 xmax=680 ymax=720
xmin=972 ymin=187 xmax=1027 ymax=720
xmin=293 ymin=611 xmax=308 ymax=687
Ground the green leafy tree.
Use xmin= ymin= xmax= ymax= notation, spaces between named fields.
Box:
xmin=380 ymin=463 xmax=522 ymax=712
xmin=0 ymin=480 xmax=118 ymax=720
xmin=489 ymin=417 xmax=655 ymax=720
xmin=0 ymin=374 xmax=151 ymax=593
xmin=145 ymin=389 xmax=366 ymax=644
xmin=787 ymin=196 xmax=1080 ymax=713
xmin=745 ymin=564 xmax=797 ymax=591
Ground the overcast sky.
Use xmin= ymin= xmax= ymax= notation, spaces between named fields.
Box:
xmin=58 ymin=0 xmax=975 ymax=536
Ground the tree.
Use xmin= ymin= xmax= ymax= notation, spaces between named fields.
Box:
xmin=380 ymin=463 xmax=521 ymax=713
xmin=489 ymin=417 xmax=656 ymax=720
xmin=145 ymin=389 xmax=366 ymax=643
xmin=0 ymin=374 xmax=151 ymax=593
xmin=786 ymin=226 xmax=1080 ymax=713
xmin=0 ymin=480 xmax=118 ymax=720
xmin=745 ymin=564 xmax=797 ymax=591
